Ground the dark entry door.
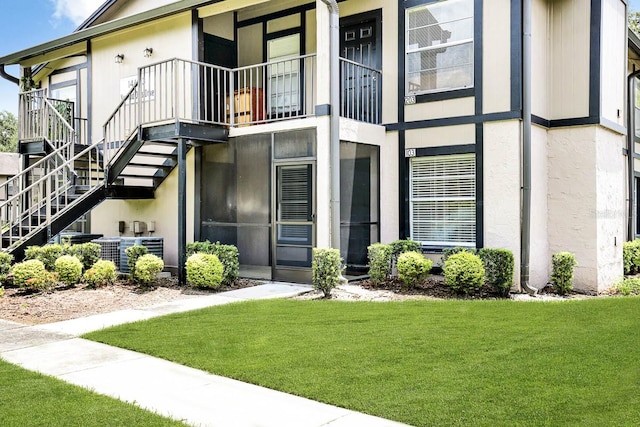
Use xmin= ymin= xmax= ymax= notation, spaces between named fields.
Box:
xmin=203 ymin=34 xmax=237 ymax=123
xmin=340 ymin=12 xmax=381 ymax=123
xmin=273 ymin=162 xmax=315 ymax=283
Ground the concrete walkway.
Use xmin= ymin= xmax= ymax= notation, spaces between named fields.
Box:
xmin=0 ymin=282 xmax=409 ymax=427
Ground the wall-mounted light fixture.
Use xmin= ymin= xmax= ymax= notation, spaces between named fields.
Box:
xmin=114 ymin=54 xmax=124 ymax=64
xmin=143 ymin=47 xmax=153 ymax=58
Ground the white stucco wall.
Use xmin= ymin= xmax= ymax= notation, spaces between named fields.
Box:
xmin=530 ymin=124 xmax=549 ymax=288
xmin=483 ymin=120 xmax=522 ymax=285
xmin=482 ymin=0 xmax=511 ymax=114
xmin=595 ymin=126 xmax=625 ymax=290
xmin=547 ymin=125 xmax=624 ymax=292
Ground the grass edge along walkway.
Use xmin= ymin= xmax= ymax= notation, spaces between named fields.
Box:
xmin=0 ymin=358 xmax=186 ymax=426
xmin=85 ymin=297 xmax=640 ymax=427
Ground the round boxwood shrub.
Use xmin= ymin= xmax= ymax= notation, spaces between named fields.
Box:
xmin=83 ymin=260 xmax=117 ymax=287
xmin=133 ymin=254 xmax=164 ymax=286
xmin=65 ymin=243 xmax=101 ymax=271
xmin=11 ymin=259 xmax=50 ymax=291
xmin=444 ymin=251 xmax=485 ymax=294
xmin=186 ymin=253 xmax=224 ymax=289
xmin=125 ymin=244 xmax=148 ymax=278
xmin=55 ymin=255 xmax=83 ymax=286
xmin=397 ymin=251 xmax=432 ymax=288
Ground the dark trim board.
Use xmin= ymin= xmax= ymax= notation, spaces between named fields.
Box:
xmin=415 ymin=89 xmax=473 ymax=103
xmin=386 ymin=110 xmax=521 ymax=131
xmin=474 ymin=0 xmax=483 ymax=115
xmin=589 ymin=0 xmax=602 ymax=120
xmin=415 ymin=144 xmax=475 ymax=157
xmin=475 ymin=122 xmax=484 ymax=249
xmin=511 ymin=0 xmax=522 ymax=112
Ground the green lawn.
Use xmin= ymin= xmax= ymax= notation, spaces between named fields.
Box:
xmin=0 ymin=359 xmax=185 ymax=426
xmin=85 ymin=298 xmax=640 ymax=426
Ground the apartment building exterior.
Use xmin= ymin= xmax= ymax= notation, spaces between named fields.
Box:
xmin=0 ymin=0 xmax=630 ymax=292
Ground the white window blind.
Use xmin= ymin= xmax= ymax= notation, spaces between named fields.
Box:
xmin=406 ymin=0 xmax=474 ymax=94
xmin=410 ymin=153 xmax=475 ymax=246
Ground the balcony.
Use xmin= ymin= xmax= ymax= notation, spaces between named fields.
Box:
xmin=103 ymin=56 xmax=381 ymax=154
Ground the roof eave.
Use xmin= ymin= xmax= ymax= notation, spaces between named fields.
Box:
xmin=0 ymin=0 xmax=221 ymax=66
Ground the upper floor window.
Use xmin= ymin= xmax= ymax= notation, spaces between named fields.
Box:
xmin=406 ymin=0 xmax=474 ymax=95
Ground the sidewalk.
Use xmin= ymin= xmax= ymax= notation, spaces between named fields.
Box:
xmin=0 ymin=282 xmax=409 ymax=427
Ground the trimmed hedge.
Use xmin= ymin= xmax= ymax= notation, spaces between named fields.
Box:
xmin=186 ymin=253 xmax=224 ymax=289
xmin=397 ymin=251 xmax=432 ymax=288
xmin=11 ymin=259 xmax=51 ymax=291
xmin=186 ymin=241 xmax=239 ymax=285
xmin=125 ymin=244 xmax=148 ymax=278
xmin=83 ymin=260 xmax=117 ymax=287
xmin=478 ymin=248 xmax=514 ymax=297
xmin=54 ymin=255 xmax=83 ymax=286
xmin=367 ymin=243 xmax=392 ymax=285
xmin=133 ymin=254 xmax=164 ymax=285
xmin=623 ymin=240 xmax=640 ymax=275
xmin=551 ymin=252 xmax=577 ymax=295
xmin=312 ymin=248 xmax=343 ymax=298
xmin=444 ymin=251 xmax=485 ymax=294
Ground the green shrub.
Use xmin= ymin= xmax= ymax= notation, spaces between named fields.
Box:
xmin=312 ymin=248 xmax=343 ymax=298
xmin=24 ymin=244 xmax=64 ymax=270
xmin=623 ymin=240 xmax=640 ymax=274
xmin=0 ymin=286 xmax=4 ymax=298
xmin=397 ymin=251 xmax=432 ymax=288
xmin=54 ymin=255 xmax=83 ymax=286
xmin=186 ymin=253 xmax=224 ymax=289
xmin=0 ymin=252 xmax=13 ymax=285
xmin=367 ymin=243 xmax=392 ymax=285
xmin=444 ymin=251 xmax=485 ymax=294
xmin=11 ymin=259 xmax=51 ymax=291
xmin=65 ymin=243 xmax=101 ymax=271
xmin=551 ymin=252 xmax=577 ymax=295
xmin=186 ymin=241 xmax=239 ymax=285
xmin=389 ymin=240 xmax=421 ymax=269
xmin=478 ymin=248 xmax=514 ymax=297
xmin=133 ymin=254 xmax=164 ymax=285
xmin=613 ymin=277 xmax=640 ymax=296
xmin=440 ymin=246 xmax=477 ymax=266
xmin=83 ymin=260 xmax=117 ymax=287
xmin=125 ymin=244 xmax=148 ymax=278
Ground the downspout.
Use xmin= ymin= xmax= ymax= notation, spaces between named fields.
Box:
xmin=0 ymin=64 xmax=19 ymax=85
xmin=319 ymin=0 xmax=341 ymax=253
xmin=627 ymin=70 xmax=640 ymax=241
xmin=521 ymin=0 xmax=537 ymax=295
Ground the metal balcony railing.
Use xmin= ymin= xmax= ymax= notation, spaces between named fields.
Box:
xmin=340 ymin=57 xmax=381 ymax=124
xmin=103 ymin=55 xmax=381 ymax=154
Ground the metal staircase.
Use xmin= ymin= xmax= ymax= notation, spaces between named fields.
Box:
xmin=2 ymin=67 xmax=226 ymax=259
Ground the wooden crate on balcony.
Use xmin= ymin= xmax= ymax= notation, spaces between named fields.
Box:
xmin=226 ymin=87 xmax=264 ymax=126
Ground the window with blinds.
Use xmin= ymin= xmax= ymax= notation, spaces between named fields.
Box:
xmin=410 ymin=153 xmax=475 ymax=246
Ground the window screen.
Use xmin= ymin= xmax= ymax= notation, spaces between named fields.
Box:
xmin=406 ymin=0 xmax=474 ymax=94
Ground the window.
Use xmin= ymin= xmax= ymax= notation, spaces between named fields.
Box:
xmin=406 ymin=0 xmax=474 ymax=94
xmin=410 ymin=153 xmax=475 ymax=247
xmin=267 ymin=33 xmax=300 ymax=116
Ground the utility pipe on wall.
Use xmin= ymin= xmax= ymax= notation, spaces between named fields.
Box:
xmin=521 ymin=0 xmax=537 ymax=295
xmin=319 ymin=0 xmax=341 ymax=252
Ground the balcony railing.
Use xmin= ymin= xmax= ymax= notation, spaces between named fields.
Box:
xmin=102 ymin=56 xmax=382 ymax=161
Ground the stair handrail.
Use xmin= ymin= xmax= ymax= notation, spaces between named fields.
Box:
xmin=103 ymin=82 xmax=140 ymax=166
xmin=0 ymin=140 xmax=74 ymax=204
xmin=19 ymin=89 xmax=78 ymax=151
xmin=0 ymin=139 xmax=105 ymax=251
